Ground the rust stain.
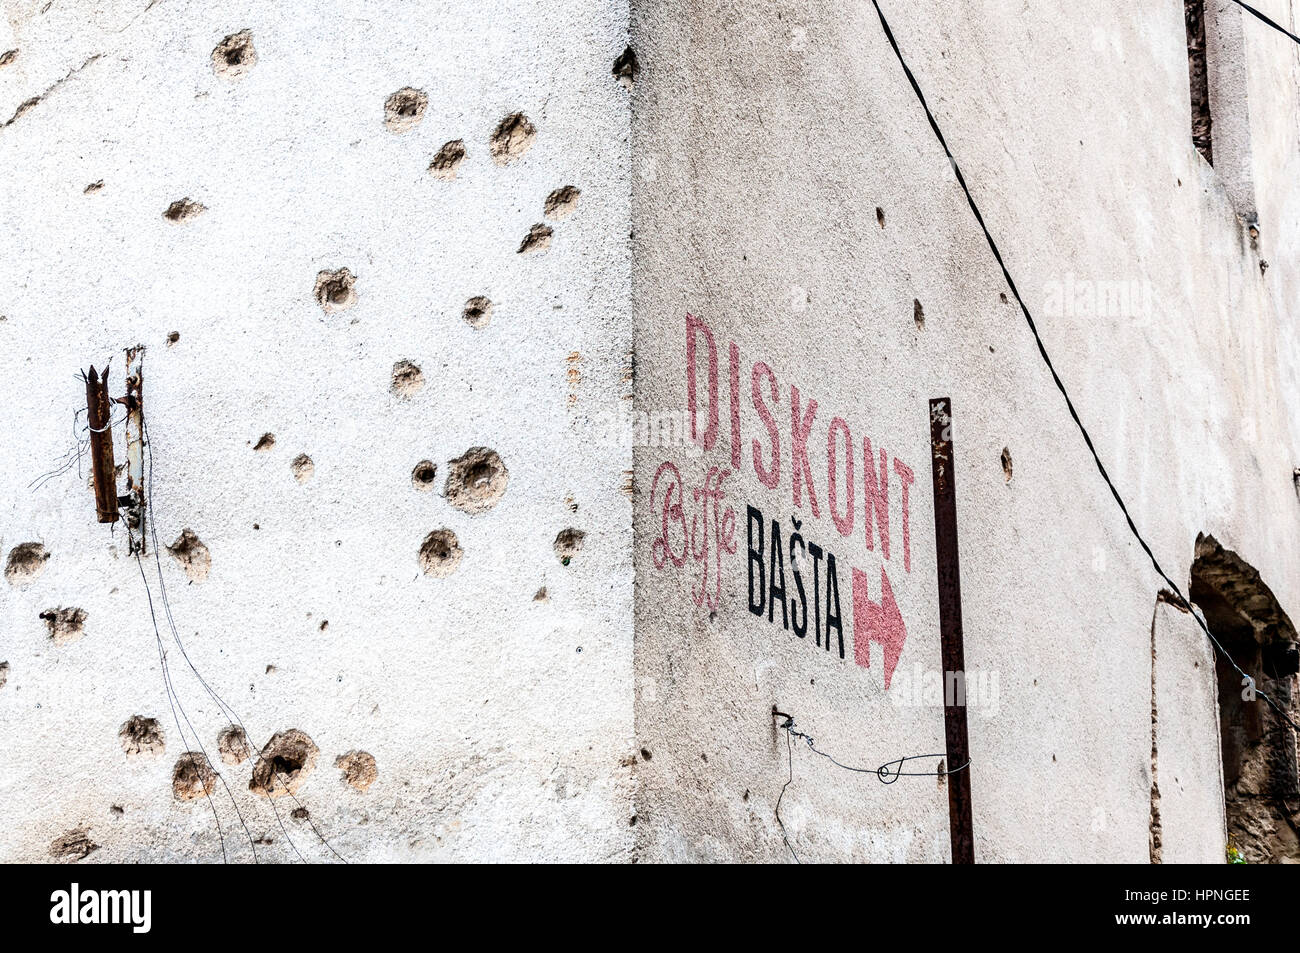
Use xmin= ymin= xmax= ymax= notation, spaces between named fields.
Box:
xmin=83 ymin=365 xmax=118 ymax=523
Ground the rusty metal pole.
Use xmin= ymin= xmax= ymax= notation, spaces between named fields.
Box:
xmin=84 ymin=365 xmax=119 ymax=524
xmin=122 ymin=346 xmax=146 ymax=552
xmin=929 ymin=397 xmax=974 ymax=863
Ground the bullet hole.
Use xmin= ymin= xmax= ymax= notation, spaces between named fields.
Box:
xmin=0 ymin=50 xmax=16 ymax=68
xmin=419 ymin=528 xmax=463 ymax=578
xmin=613 ymin=46 xmax=640 ymax=87
xmin=290 ymin=453 xmax=315 ymax=484
xmin=314 ymin=267 xmax=356 ymax=315
xmin=163 ymin=198 xmax=206 ymax=223
xmin=265 ymin=664 xmax=276 ymax=674
xmin=0 ymin=661 xmax=8 ymax=690
xmin=383 ymin=86 xmax=427 ymax=133
xmin=167 ymin=528 xmax=211 ymax=582
xmin=166 ymin=331 xmax=180 ymax=345
xmin=212 ymin=30 xmax=256 ymax=80
xmin=291 ymin=807 xmax=310 ymax=821
xmin=489 ymin=112 xmax=536 ymax=165
xmin=544 ymin=185 xmax=581 ymax=221
xmin=40 ymin=607 xmax=87 ymax=646
xmin=533 ymin=586 xmax=549 ymax=602
xmin=462 ymin=295 xmax=493 ymax=329
xmin=253 ymin=432 xmax=275 ymax=452
xmin=554 ymin=528 xmax=586 ymax=566
xmin=1260 ymin=260 xmax=1269 ymax=275
xmin=517 ymin=223 xmax=553 ymax=255
xmin=1001 ymin=447 xmax=1013 ymax=484
xmin=429 ymin=139 xmax=466 ymax=179
xmin=937 ymin=759 xmax=946 ymax=787
xmin=5 ymin=543 xmax=49 ymax=586
xmin=336 ymin=750 xmax=378 ymax=791
xmin=119 ymin=715 xmax=164 ymax=758
xmin=110 ymin=805 xmax=124 ymax=815
xmin=640 ymin=748 xmax=652 ymax=761
xmin=411 ymin=460 xmax=438 ymax=491
xmin=629 ymin=815 xmax=637 ymax=825
xmin=444 ymin=447 xmax=509 ymax=514
xmin=50 ymin=829 xmax=98 ymax=862
xmin=391 ymin=359 xmax=425 ymax=398
xmin=1000 ymin=292 xmax=1009 ymax=304
xmin=319 ymin=620 xmax=329 ymax=631
xmin=876 ymin=206 xmax=885 ymax=228
xmin=249 ymin=729 xmax=318 ymax=798
xmin=84 ymin=180 xmax=103 ymax=194
xmin=172 ymin=752 xmax=217 ymax=801
xmin=913 ymin=299 xmax=925 ymax=330
xmin=217 ymin=725 xmax=251 ymax=766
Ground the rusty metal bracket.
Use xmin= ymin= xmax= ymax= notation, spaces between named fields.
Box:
xmin=120 ymin=345 xmax=146 ymax=552
xmin=83 ymin=364 xmax=118 ymax=524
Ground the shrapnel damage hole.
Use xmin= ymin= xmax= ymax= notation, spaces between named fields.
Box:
xmin=1001 ymin=447 xmax=1013 ymax=484
xmin=429 ymin=139 xmax=467 ymax=179
xmin=518 ymin=223 xmax=552 ymax=255
xmin=336 ymin=750 xmax=378 ymax=791
xmin=462 ymin=296 xmax=492 ymax=329
xmin=391 ymin=359 xmax=425 ymax=397
xmin=554 ymin=528 xmax=586 ymax=566
xmin=249 ymin=729 xmax=318 ymax=798
xmin=41 ymin=607 xmax=87 ymax=646
xmin=217 ymin=725 xmax=251 ymax=766
xmin=50 ymin=829 xmax=98 ymax=862
xmin=119 ymin=715 xmax=165 ymax=758
xmin=163 ymin=198 xmax=206 ymax=223
xmin=411 ymin=460 xmax=437 ymax=491
xmin=444 ymin=447 xmax=508 ymax=514
xmin=290 ymin=453 xmax=315 ymax=484
xmin=419 ymin=528 xmax=463 ymax=578
xmin=384 ymin=87 xmax=427 ymax=133
xmin=172 ymin=752 xmax=216 ymax=801
xmin=212 ymin=30 xmax=256 ymax=80
xmin=314 ymin=268 xmax=356 ymax=314
xmin=613 ymin=46 xmax=640 ymax=88
xmin=167 ymin=528 xmax=211 ymax=582
xmin=5 ymin=542 xmax=49 ymax=586
xmin=489 ymin=112 xmax=536 ymax=165
xmin=913 ymin=299 xmax=925 ymax=330
xmin=544 ymin=186 xmax=581 ymax=221
xmin=253 ymin=432 xmax=275 ymax=452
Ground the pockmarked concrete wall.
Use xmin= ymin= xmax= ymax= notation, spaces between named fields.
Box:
xmin=0 ymin=0 xmax=634 ymax=862
xmin=3 ymin=0 xmax=1299 ymax=865
xmin=630 ymin=0 xmax=1300 ymax=862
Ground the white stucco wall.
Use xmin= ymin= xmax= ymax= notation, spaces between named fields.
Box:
xmin=630 ymin=0 xmax=1299 ymax=862
xmin=2 ymin=0 xmax=1298 ymax=864
xmin=1 ymin=0 xmax=634 ymax=862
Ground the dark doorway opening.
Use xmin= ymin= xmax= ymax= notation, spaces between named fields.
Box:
xmin=1190 ymin=534 xmax=1299 ymax=862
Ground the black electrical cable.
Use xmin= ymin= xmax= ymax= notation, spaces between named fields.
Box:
xmin=867 ymin=0 xmax=1300 ymax=735
xmin=1230 ymin=0 xmax=1300 ymax=46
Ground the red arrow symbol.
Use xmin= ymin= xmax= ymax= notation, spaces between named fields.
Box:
xmin=852 ymin=566 xmax=908 ymax=690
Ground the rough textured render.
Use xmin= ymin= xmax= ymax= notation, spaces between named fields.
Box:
xmin=0 ymin=0 xmax=633 ymax=863
xmin=1 ymin=0 xmax=1299 ymax=866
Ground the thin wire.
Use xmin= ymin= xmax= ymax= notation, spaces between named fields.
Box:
xmin=773 ymin=712 xmax=964 ymax=863
xmin=135 ymin=550 xmax=237 ymax=862
xmin=776 ymin=729 xmax=800 ymax=864
xmin=867 ymin=0 xmax=1300 ymax=736
xmin=141 ymin=399 xmax=346 ymax=863
xmin=1229 ymin=0 xmax=1300 ymax=46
